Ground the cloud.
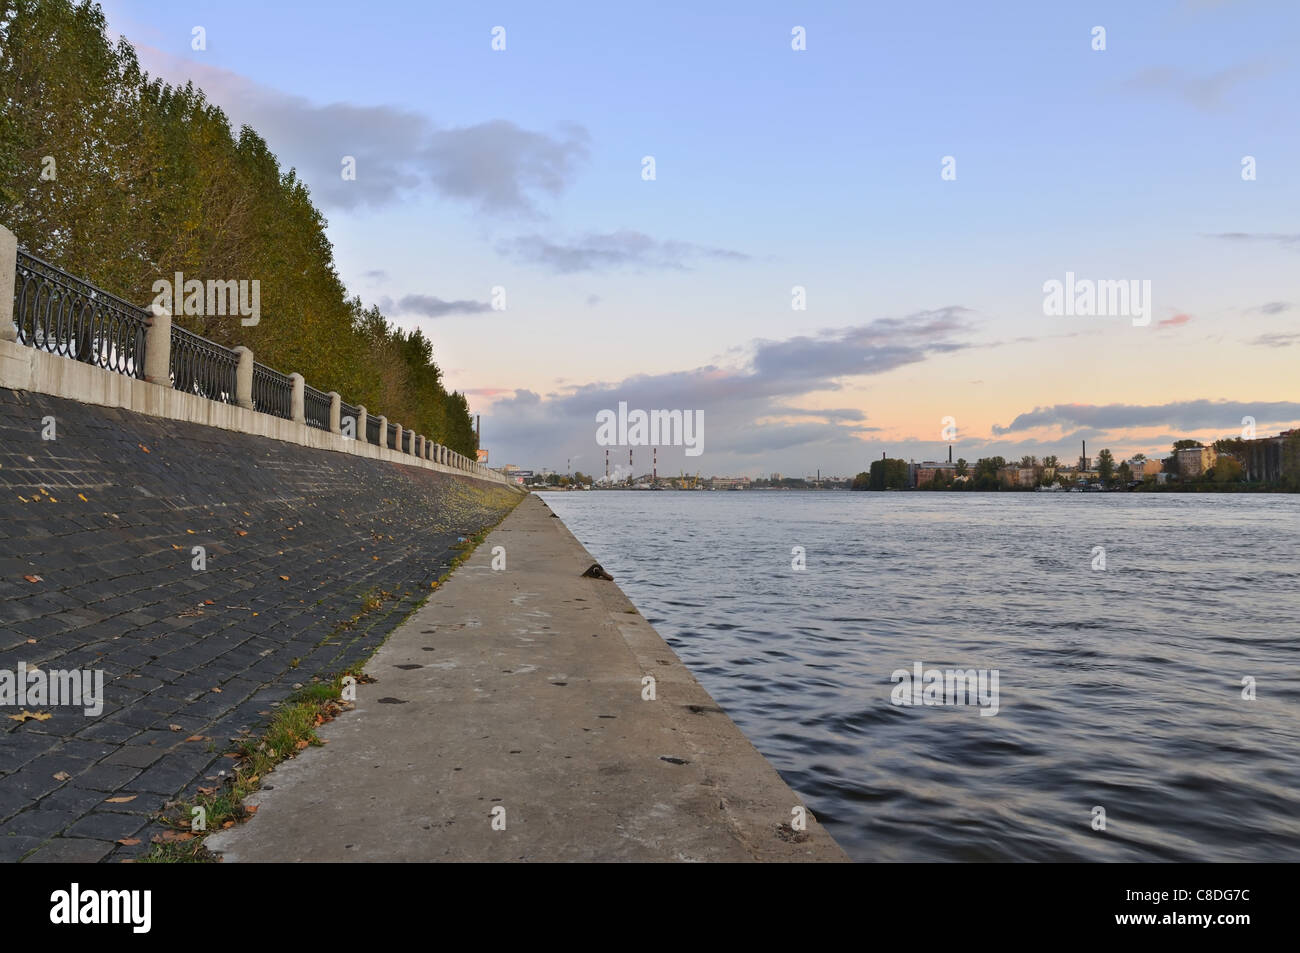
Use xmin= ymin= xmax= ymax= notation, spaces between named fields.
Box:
xmin=993 ymin=400 xmax=1300 ymax=436
xmin=1249 ymin=332 xmax=1300 ymax=347
xmin=499 ymin=229 xmax=751 ymax=273
xmin=380 ymin=294 xmax=493 ymax=318
xmin=585 ymin=294 xmax=601 ymax=308
xmin=1122 ymin=63 xmax=1267 ymax=111
xmin=362 ymin=269 xmax=388 ymax=281
xmin=131 ymin=46 xmax=587 ymax=214
xmin=1156 ymin=313 xmax=1192 ymax=329
xmin=477 ymin=307 xmax=973 ymax=469
xmin=1247 ymin=301 xmax=1292 ymax=315
xmin=1210 ymin=232 xmax=1300 ymax=248
xmin=423 ymin=120 xmax=589 ymax=214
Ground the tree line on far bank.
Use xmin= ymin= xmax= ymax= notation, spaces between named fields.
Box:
xmin=852 ymin=435 xmax=1300 ymax=491
xmin=0 ymin=0 xmax=479 ymax=454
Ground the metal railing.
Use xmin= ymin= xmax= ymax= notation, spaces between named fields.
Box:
xmin=252 ymin=362 xmax=293 ymax=420
xmin=303 ymin=384 xmax=331 ymax=430
xmin=170 ymin=324 xmax=238 ymax=403
xmin=13 ymin=250 xmax=149 ymax=377
xmin=339 ymin=401 xmax=360 ymax=435
xmin=5 ymin=245 xmax=505 ymax=483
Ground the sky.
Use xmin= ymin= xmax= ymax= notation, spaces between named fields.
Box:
xmin=96 ymin=0 xmax=1300 ymax=477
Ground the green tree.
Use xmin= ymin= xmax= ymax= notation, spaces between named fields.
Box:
xmin=954 ymin=457 xmax=968 ymax=478
xmin=0 ymin=0 xmax=481 ymax=454
xmin=1097 ymin=449 xmax=1115 ymax=486
xmin=1213 ymin=456 xmax=1242 ymax=483
xmin=867 ymin=458 xmax=909 ymax=489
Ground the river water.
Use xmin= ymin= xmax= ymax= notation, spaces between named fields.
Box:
xmin=539 ymin=490 xmax=1300 ymax=862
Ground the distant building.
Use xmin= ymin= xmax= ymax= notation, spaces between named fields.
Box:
xmin=770 ymin=472 xmax=782 ymax=481
xmin=1128 ymin=459 xmax=1162 ymax=479
xmin=707 ymin=476 xmax=751 ymax=490
xmin=1243 ymin=429 xmax=1299 ymax=482
xmin=1176 ymin=447 xmax=1215 ymax=479
xmin=911 ymin=461 xmax=957 ymax=487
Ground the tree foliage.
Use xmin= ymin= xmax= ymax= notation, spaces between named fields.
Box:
xmin=0 ymin=0 xmax=478 ymax=453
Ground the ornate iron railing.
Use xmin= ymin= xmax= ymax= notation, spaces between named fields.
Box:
xmin=252 ymin=362 xmax=293 ymax=420
xmin=339 ymin=401 xmax=360 ymax=438
xmin=6 ymin=249 xmax=503 ymax=481
xmin=13 ymin=250 xmax=149 ymax=377
xmin=169 ymin=324 xmax=238 ymax=403
xmin=303 ymin=384 xmax=331 ymax=430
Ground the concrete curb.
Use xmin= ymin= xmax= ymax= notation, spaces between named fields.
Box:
xmin=206 ymin=494 xmax=848 ymax=862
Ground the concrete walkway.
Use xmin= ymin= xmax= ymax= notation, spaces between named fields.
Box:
xmin=206 ymin=494 xmax=847 ymax=862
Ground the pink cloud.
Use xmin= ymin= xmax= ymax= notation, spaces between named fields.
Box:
xmin=1157 ymin=313 xmax=1193 ymax=329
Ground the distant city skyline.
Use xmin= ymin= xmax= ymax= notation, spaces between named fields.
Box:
xmin=98 ymin=0 xmax=1300 ymax=476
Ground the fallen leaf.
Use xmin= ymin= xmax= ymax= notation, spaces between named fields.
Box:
xmin=138 ymin=443 xmax=150 ymax=453
xmin=222 ymin=820 xmax=235 ymax=828
xmin=168 ymin=724 xmax=183 ymax=731
xmin=25 ymin=638 xmax=36 ymax=644
xmin=211 ymin=687 xmax=222 ymax=693
xmin=244 ymin=805 xmax=258 ymax=815
xmin=53 ymin=771 xmax=72 ymax=781
xmin=23 ymin=574 xmax=42 ymax=583
xmin=78 ymin=493 xmax=88 ymax=502
xmin=235 ymin=530 xmax=247 ymax=536
xmin=105 ymin=795 xmax=137 ymax=803
xmin=186 ymin=529 xmax=195 ymax=534
xmin=294 ymin=739 xmax=309 ymax=750
xmin=185 ymin=734 xmax=204 ymax=742
xmin=7 ymin=710 xmax=52 ymax=722
xmin=197 ymin=786 xmax=217 ymax=796
xmin=278 ymin=575 xmax=290 ymax=581
xmin=151 ymin=830 xmax=193 ymax=842
xmin=116 ymin=837 xmax=141 ymax=846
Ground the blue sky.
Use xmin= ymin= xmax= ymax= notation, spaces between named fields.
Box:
xmin=99 ymin=0 xmax=1300 ymax=476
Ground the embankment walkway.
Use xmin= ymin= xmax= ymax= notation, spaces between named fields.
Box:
xmin=207 ymin=494 xmax=847 ymax=862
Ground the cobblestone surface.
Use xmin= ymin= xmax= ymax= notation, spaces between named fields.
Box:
xmin=0 ymin=387 xmax=520 ymax=861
